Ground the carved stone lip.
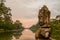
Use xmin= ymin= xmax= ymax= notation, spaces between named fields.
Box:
xmin=40 ymin=24 xmax=51 ymax=28
xmin=41 ymin=27 xmax=50 ymax=28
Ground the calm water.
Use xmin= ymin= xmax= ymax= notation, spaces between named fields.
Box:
xmin=0 ymin=29 xmax=35 ymax=40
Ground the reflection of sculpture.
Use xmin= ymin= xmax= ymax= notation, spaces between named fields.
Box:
xmin=35 ymin=5 xmax=51 ymax=40
xmin=38 ymin=5 xmax=50 ymax=26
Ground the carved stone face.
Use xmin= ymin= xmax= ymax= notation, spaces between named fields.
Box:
xmin=40 ymin=28 xmax=51 ymax=38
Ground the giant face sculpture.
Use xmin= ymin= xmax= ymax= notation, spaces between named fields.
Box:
xmin=35 ymin=5 xmax=51 ymax=40
xmin=38 ymin=5 xmax=50 ymax=26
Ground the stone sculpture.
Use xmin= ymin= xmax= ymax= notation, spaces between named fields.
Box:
xmin=35 ymin=5 xmax=51 ymax=40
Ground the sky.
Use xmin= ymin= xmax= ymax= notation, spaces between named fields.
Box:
xmin=5 ymin=0 xmax=60 ymax=28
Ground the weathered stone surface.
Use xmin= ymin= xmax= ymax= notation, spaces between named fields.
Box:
xmin=38 ymin=5 xmax=50 ymax=26
xmin=35 ymin=5 xmax=51 ymax=40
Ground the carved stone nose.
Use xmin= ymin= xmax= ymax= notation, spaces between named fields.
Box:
xmin=45 ymin=32 xmax=49 ymax=37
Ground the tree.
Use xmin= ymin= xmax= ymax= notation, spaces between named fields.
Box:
xmin=14 ymin=20 xmax=22 ymax=29
xmin=0 ymin=0 xmax=14 ymax=30
xmin=29 ymin=23 xmax=40 ymax=33
xmin=13 ymin=20 xmax=24 ymax=32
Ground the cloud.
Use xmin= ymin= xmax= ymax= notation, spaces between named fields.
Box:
xmin=5 ymin=0 xmax=60 ymax=19
xmin=5 ymin=0 xmax=60 ymax=27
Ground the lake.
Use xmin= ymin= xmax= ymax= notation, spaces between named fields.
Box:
xmin=0 ymin=29 xmax=35 ymax=40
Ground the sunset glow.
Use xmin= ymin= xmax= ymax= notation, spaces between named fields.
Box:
xmin=12 ymin=17 xmax=38 ymax=28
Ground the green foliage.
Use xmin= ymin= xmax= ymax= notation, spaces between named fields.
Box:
xmin=51 ymin=20 xmax=60 ymax=40
xmin=13 ymin=20 xmax=24 ymax=32
xmin=0 ymin=0 xmax=14 ymax=30
xmin=29 ymin=23 xmax=40 ymax=32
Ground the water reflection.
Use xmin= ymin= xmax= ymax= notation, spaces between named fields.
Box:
xmin=0 ymin=32 xmax=13 ymax=40
xmin=20 ymin=29 xmax=35 ymax=40
xmin=0 ymin=29 xmax=35 ymax=40
xmin=13 ymin=31 xmax=22 ymax=39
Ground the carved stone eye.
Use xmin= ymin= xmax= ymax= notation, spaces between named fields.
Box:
xmin=41 ymin=11 xmax=43 ymax=12
xmin=40 ymin=13 xmax=42 ymax=14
